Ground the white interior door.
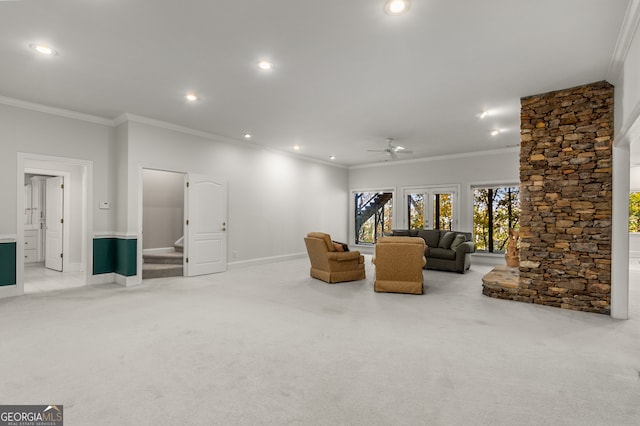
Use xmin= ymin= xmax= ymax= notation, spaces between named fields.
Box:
xmin=186 ymin=174 xmax=227 ymax=276
xmin=45 ymin=176 xmax=64 ymax=271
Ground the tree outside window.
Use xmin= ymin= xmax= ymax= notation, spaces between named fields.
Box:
xmin=473 ymin=186 xmax=520 ymax=253
xmin=631 ymin=192 xmax=640 ymax=232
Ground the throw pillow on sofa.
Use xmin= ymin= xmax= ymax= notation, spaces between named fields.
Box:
xmin=449 ymin=234 xmax=466 ymax=251
xmin=438 ymin=231 xmax=457 ymax=249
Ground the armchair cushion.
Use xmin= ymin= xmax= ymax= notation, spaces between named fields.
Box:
xmin=332 ymin=241 xmax=349 ymax=252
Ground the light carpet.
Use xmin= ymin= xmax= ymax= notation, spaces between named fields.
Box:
xmin=1 ymin=256 xmax=639 ymax=425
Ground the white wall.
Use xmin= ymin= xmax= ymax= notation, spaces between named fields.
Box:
xmin=348 ymin=149 xmax=520 ymax=238
xmin=126 ymin=119 xmax=349 ymax=263
xmin=143 ymin=169 xmax=184 ymax=249
xmin=114 ymin=121 xmax=131 ymax=234
xmin=0 ymin=103 xmax=114 ymax=236
xmin=631 ymin=166 xmax=640 ymax=191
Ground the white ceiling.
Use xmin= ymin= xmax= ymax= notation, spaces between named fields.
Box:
xmin=0 ymin=0 xmax=631 ymax=166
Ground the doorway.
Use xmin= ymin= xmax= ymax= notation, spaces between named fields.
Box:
xmin=16 ymin=153 xmax=93 ymax=296
xmin=138 ymin=167 xmax=228 ymax=281
xmin=141 ymin=169 xmax=186 ymax=280
xmin=403 ymin=186 xmax=459 ymax=231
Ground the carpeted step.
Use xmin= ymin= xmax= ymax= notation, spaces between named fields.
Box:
xmin=142 ymin=264 xmax=183 ymax=279
xmin=143 ymin=252 xmax=183 ymax=265
xmin=174 ymin=243 xmax=183 ymax=253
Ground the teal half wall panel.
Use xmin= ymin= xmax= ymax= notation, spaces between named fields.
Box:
xmin=0 ymin=242 xmax=16 ymax=286
xmin=93 ymin=238 xmax=116 ymax=275
xmin=93 ymin=238 xmax=137 ymax=277
xmin=115 ymin=238 xmax=137 ymax=277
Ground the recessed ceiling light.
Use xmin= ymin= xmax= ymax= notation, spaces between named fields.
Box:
xmin=258 ymin=61 xmax=273 ymax=71
xmin=479 ymin=110 xmax=490 ymax=119
xmin=293 ymin=145 xmax=300 ymax=151
xmin=243 ymin=133 xmax=252 ymax=139
xmin=29 ymin=43 xmax=57 ymax=56
xmin=185 ymin=93 xmax=198 ymax=102
xmin=384 ymin=0 xmax=410 ymax=15
xmin=490 ymin=130 xmax=501 ymax=136
xmin=329 ymin=155 xmax=336 ymax=160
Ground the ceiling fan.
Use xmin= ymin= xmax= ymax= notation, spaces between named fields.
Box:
xmin=368 ymin=138 xmax=413 ymax=160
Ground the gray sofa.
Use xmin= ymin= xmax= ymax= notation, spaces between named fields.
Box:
xmin=391 ymin=229 xmax=475 ymax=273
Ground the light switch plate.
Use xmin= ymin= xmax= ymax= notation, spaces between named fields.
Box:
xmin=99 ymin=201 xmax=110 ymax=210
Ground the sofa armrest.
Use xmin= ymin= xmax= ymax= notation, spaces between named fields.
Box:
xmin=327 ymin=251 xmax=362 ymax=262
xmin=455 ymin=241 xmax=475 ymax=255
xmin=454 ymin=241 xmax=475 ymax=273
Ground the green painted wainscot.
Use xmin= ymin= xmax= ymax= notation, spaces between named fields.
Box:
xmin=93 ymin=238 xmax=137 ymax=277
xmin=0 ymin=242 xmax=16 ymax=286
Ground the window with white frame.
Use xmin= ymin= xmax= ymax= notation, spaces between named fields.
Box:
xmin=473 ymin=185 xmax=520 ymax=253
xmin=354 ymin=191 xmax=393 ymax=244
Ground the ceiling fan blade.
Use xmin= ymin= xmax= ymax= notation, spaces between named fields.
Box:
xmin=397 ymin=150 xmax=413 ymax=154
xmin=367 ymin=149 xmax=387 ymax=153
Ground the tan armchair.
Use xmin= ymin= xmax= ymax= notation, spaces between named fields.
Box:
xmin=373 ymin=236 xmax=426 ymax=294
xmin=304 ymin=232 xmax=365 ymax=283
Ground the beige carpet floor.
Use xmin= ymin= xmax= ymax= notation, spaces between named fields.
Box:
xmin=1 ymin=257 xmax=639 ymax=425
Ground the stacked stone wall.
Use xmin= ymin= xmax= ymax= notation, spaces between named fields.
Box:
xmin=488 ymin=81 xmax=613 ymax=314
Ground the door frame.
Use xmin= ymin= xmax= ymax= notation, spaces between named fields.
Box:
xmin=12 ymin=153 xmax=93 ymax=297
xmin=136 ymin=164 xmax=228 ymax=282
xmin=401 ymin=184 xmax=460 ymax=230
xmin=138 ymin=166 xmax=187 ymax=282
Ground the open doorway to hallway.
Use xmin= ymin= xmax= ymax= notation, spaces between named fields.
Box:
xmin=142 ymin=169 xmax=185 ymax=279
xmin=22 ymin=172 xmax=81 ymax=294
xmin=20 ymin=158 xmax=88 ymax=294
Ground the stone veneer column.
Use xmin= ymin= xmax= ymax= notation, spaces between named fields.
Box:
xmin=519 ymin=81 xmax=614 ymax=314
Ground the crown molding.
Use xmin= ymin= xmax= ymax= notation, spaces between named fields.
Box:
xmin=349 ymin=146 xmax=520 ymax=170
xmin=117 ymin=113 xmax=347 ymax=169
xmin=0 ymin=95 xmax=114 ymax=127
xmin=607 ymin=0 xmax=640 ymax=83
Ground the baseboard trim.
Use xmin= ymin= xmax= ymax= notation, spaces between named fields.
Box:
xmin=114 ymin=274 xmax=140 ymax=287
xmin=228 ymin=252 xmax=307 ymax=269
xmin=91 ymin=273 xmax=115 ymax=285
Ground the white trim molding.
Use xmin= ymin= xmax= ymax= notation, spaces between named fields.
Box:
xmin=0 ymin=95 xmax=113 ymax=127
xmin=349 ymin=147 xmax=520 ymax=170
xmin=0 ymin=234 xmax=17 ymax=243
xmin=228 ymin=252 xmax=307 ymax=270
xmin=607 ymin=0 xmax=640 ymax=83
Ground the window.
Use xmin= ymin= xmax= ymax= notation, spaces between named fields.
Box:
xmin=354 ymin=192 xmax=393 ymax=244
xmin=405 ymin=187 xmax=456 ymax=230
xmin=631 ymin=192 xmax=640 ymax=232
xmin=473 ymin=186 xmax=520 ymax=253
